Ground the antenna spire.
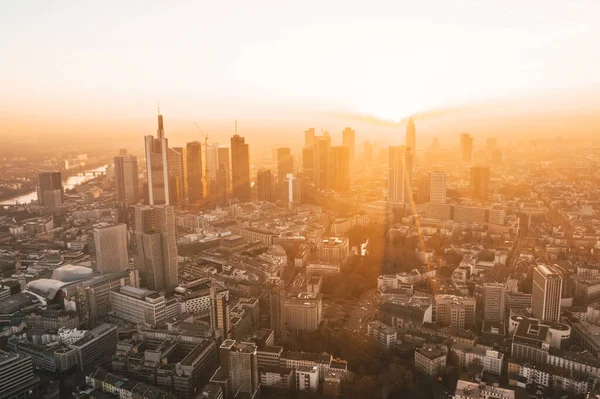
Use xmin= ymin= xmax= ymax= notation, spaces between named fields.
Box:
xmin=157 ymin=101 xmax=160 ymax=115
xmin=235 ymin=120 xmax=238 ymax=135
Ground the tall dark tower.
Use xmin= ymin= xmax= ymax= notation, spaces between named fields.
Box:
xmin=277 ymin=148 xmax=293 ymax=183
xmin=257 ymin=168 xmax=273 ymax=202
xmin=231 ymin=124 xmax=251 ymax=201
xmin=145 ymin=106 xmax=170 ymax=205
xmin=186 ymin=141 xmax=204 ymax=203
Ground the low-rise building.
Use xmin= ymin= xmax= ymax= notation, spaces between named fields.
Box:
xmin=414 ymin=345 xmax=446 ymax=377
xmin=367 ymin=321 xmax=397 ymax=349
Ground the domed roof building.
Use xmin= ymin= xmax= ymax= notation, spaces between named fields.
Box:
xmin=51 ymin=265 xmax=95 ymax=282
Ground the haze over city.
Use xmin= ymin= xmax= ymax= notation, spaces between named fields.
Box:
xmin=1 ymin=1 xmax=600 ymax=399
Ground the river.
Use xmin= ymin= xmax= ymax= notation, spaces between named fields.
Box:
xmin=0 ymin=165 xmax=108 ymax=205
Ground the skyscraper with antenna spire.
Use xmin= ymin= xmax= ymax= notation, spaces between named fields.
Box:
xmin=144 ymin=105 xmax=170 ymax=205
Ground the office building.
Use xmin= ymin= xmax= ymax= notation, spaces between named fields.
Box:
xmin=414 ymin=345 xmax=446 ymax=377
xmin=434 ymin=294 xmax=476 ymax=329
xmin=186 ymin=141 xmax=204 ymax=202
xmin=260 ymin=366 xmax=293 ymax=391
xmin=114 ymin=154 xmax=139 ymax=203
xmin=277 ymin=147 xmax=293 ymax=183
xmin=482 ymin=283 xmax=506 ymax=322
xmin=218 ymin=146 xmax=231 ymax=193
xmin=388 ymin=145 xmax=413 ymax=204
xmin=429 ymin=171 xmax=446 ymax=204
xmin=37 ymin=171 xmax=64 ymax=209
xmin=330 ymin=146 xmax=350 ymax=192
xmin=153 ymin=205 xmax=178 ymax=291
xmin=314 ymin=134 xmax=331 ymax=190
xmin=317 ymin=237 xmax=349 ymax=264
xmin=260 ymin=278 xmax=286 ymax=336
xmin=214 ymin=340 xmax=260 ymax=399
xmin=284 ymin=173 xmax=301 ymax=204
xmin=231 ymin=134 xmax=251 ymax=200
xmin=0 ymin=350 xmax=39 ymax=399
xmin=451 ymin=343 xmax=503 ymax=375
xmin=367 ymin=320 xmax=397 ymax=349
xmin=342 ymin=127 xmax=355 ymax=163
xmin=257 ymin=168 xmax=273 ymax=202
xmin=406 ymin=117 xmax=416 ymax=152
xmin=69 ymin=323 xmax=118 ymax=371
xmin=145 ymin=109 xmax=170 ymax=205
xmin=470 ymin=166 xmax=490 ymax=200
xmin=296 ymin=365 xmax=319 ymax=392
xmin=168 ymin=147 xmax=186 ymax=203
xmin=460 ymin=133 xmax=473 ymax=163
xmin=284 ymin=292 xmax=322 ymax=332
xmin=532 ymin=264 xmax=563 ymax=322
xmin=109 ymin=286 xmax=166 ymax=327
xmin=454 ymin=380 xmax=515 ymax=399
xmin=304 ymin=128 xmax=315 ymax=147
xmin=302 ymin=146 xmax=314 ymax=181
xmin=210 ymin=286 xmax=231 ymax=338
xmin=91 ymin=224 xmax=129 ymax=274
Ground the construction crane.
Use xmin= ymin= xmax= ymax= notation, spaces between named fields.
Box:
xmin=194 ymin=122 xmax=211 ymax=203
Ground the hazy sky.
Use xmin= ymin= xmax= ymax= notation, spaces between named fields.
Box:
xmin=1 ymin=0 xmax=599 ymax=142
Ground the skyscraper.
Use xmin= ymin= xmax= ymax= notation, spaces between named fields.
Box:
xmin=470 ymin=166 xmax=490 ymax=200
xmin=460 ymin=133 xmax=473 ymax=163
xmin=429 ymin=172 xmax=446 ymax=204
xmin=210 ymin=286 xmax=231 ymax=338
xmin=277 ymin=147 xmax=293 ymax=183
xmin=406 ymin=117 xmax=416 ymax=153
xmin=170 ymin=147 xmax=187 ymax=202
xmin=314 ymin=134 xmax=331 ymax=190
xmin=114 ymin=155 xmax=139 ymax=203
xmin=231 ymin=134 xmax=251 ymax=200
xmin=330 ymin=146 xmax=350 ymax=192
xmin=261 ymin=277 xmax=286 ymax=336
xmin=302 ymin=146 xmax=314 ymax=181
xmin=342 ymin=127 xmax=355 ymax=164
xmin=483 ymin=283 xmax=506 ymax=322
xmin=304 ymin=128 xmax=316 ymax=147
xmin=284 ymin=173 xmax=301 ymax=205
xmin=130 ymin=205 xmax=178 ymax=292
xmin=186 ymin=141 xmax=204 ymax=203
xmin=532 ymin=264 xmax=563 ymax=322
xmin=91 ymin=224 xmax=129 ymax=274
xmin=217 ymin=340 xmax=259 ymax=398
xmin=37 ymin=171 xmax=64 ymax=209
xmin=256 ymin=168 xmax=273 ymax=202
xmin=388 ymin=146 xmax=413 ymax=204
xmin=217 ymin=146 xmax=231 ymax=194
xmin=145 ymin=110 xmax=170 ymax=205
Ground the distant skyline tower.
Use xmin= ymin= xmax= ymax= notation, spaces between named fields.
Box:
xmin=330 ymin=146 xmax=350 ymax=192
xmin=256 ymin=168 xmax=273 ymax=202
xmin=302 ymin=146 xmax=314 ymax=182
xmin=277 ymin=147 xmax=293 ymax=183
xmin=231 ymin=131 xmax=251 ymax=201
xmin=406 ymin=117 xmax=416 ymax=152
xmin=91 ymin=224 xmax=129 ymax=274
xmin=145 ymin=108 xmax=170 ymax=205
xmin=342 ymin=127 xmax=356 ymax=164
xmin=284 ymin=173 xmax=301 ymax=205
xmin=314 ymin=134 xmax=331 ymax=190
xmin=460 ymin=133 xmax=473 ymax=163
xmin=429 ymin=171 xmax=446 ymax=204
xmin=114 ymin=154 xmax=139 ymax=204
xmin=218 ymin=146 xmax=231 ymax=194
xmin=37 ymin=171 xmax=64 ymax=210
xmin=186 ymin=141 xmax=204 ymax=203
xmin=304 ymin=128 xmax=316 ymax=147
xmin=388 ymin=146 xmax=412 ymax=204
xmin=167 ymin=147 xmax=185 ymax=204
xmin=532 ymin=264 xmax=563 ymax=322
xmin=470 ymin=166 xmax=490 ymax=200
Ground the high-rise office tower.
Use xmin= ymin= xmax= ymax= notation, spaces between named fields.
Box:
xmin=261 ymin=277 xmax=286 ymax=336
xmin=532 ymin=264 xmax=563 ymax=322
xmin=91 ymin=224 xmax=129 ymax=274
xmin=217 ymin=147 xmax=231 ymax=193
xmin=284 ymin=173 xmax=301 ymax=205
xmin=406 ymin=117 xmax=416 ymax=153
xmin=460 ymin=133 xmax=473 ymax=163
xmin=145 ymin=109 xmax=170 ymax=205
xmin=429 ymin=172 xmax=447 ymax=204
xmin=277 ymin=147 xmax=293 ymax=183
xmin=302 ymin=147 xmax=314 ymax=181
xmin=114 ymin=155 xmax=139 ymax=203
xmin=210 ymin=286 xmax=231 ymax=338
xmin=168 ymin=147 xmax=187 ymax=202
xmin=216 ymin=167 xmax=228 ymax=205
xmin=231 ymin=134 xmax=251 ymax=200
xmin=330 ymin=146 xmax=350 ymax=192
xmin=256 ymin=168 xmax=273 ymax=202
xmin=130 ymin=205 xmax=178 ymax=292
xmin=0 ymin=350 xmax=39 ymax=399
xmin=388 ymin=146 xmax=413 ymax=204
xmin=304 ymin=128 xmax=316 ymax=147
xmin=342 ymin=127 xmax=356 ymax=164
xmin=217 ymin=340 xmax=260 ymax=398
xmin=186 ymin=141 xmax=204 ymax=203
xmin=205 ymin=143 xmax=220 ymax=195
xmin=314 ymin=134 xmax=331 ymax=190
xmin=364 ymin=141 xmax=373 ymax=166
xmin=470 ymin=166 xmax=490 ymax=200
xmin=483 ymin=283 xmax=506 ymax=322
xmin=37 ymin=171 xmax=64 ymax=209
xmin=487 ymin=138 xmax=497 ymax=153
